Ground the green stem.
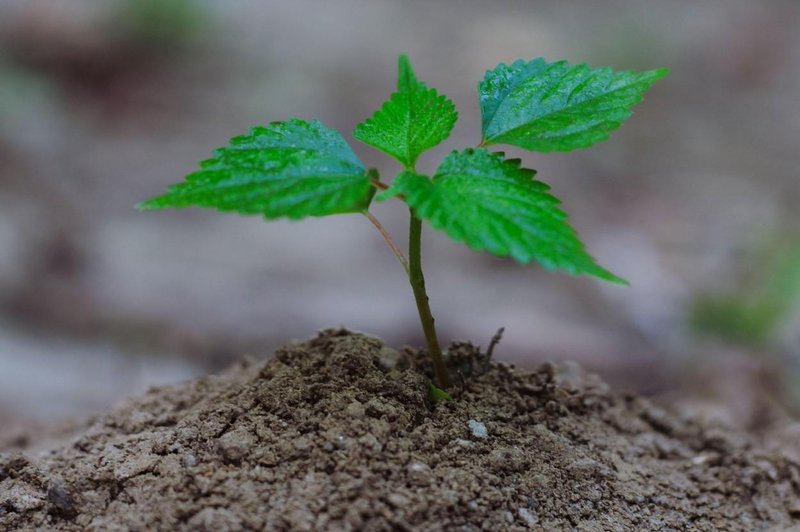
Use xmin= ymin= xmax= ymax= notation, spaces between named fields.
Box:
xmin=408 ymin=210 xmax=450 ymax=389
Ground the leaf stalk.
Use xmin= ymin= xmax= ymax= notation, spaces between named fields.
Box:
xmin=364 ymin=211 xmax=409 ymax=274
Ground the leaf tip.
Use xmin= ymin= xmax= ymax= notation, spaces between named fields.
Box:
xmin=397 ymin=53 xmax=417 ymax=89
xmin=135 ymin=199 xmax=159 ymax=211
xmin=652 ymin=67 xmax=670 ymax=79
xmin=598 ymin=269 xmax=629 ymax=286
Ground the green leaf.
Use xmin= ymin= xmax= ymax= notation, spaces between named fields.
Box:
xmin=430 ymin=384 xmax=452 ymax=403
xmin=353 ymin=54 xmax=458 ymax=167
xmin=381 ymin=149 xmax=624 ymax=284
xmin=480 ymin=58 xmax=668 ymax=152
xmin=138 ymin=119 xmax=372 ymax=219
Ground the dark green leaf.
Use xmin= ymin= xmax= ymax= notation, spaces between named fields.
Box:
xmin=353 ymin=54 xmax=458 ymax=167
xmin=138 ymin=119 xmax=372 ymax=219
xmin=480 ymin=58 xmax=667 ymax=152
xmin=380 ymin=149 xmax=624 ymax=283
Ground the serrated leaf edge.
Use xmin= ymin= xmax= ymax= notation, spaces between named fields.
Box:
xmin=388 ymin=149 xmax=626 ymax=284
xmin=353 ymin=55 xmax=458 ymax=167
xmin=479 ymin=59 xmax=668 ymax=151
xmin=138 ymin=118 xmax=373 ymax=219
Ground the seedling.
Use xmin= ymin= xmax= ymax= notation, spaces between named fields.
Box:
xmin=139 ymin=55 xmax=667 ymax=389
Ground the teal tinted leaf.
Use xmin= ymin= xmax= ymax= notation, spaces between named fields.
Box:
xmin=381 ymin=149 xmax=624 ymax=283
xmin=138 ymin=119 xmax=372 ymax=219
xmin=353 ymin=54 xmax=458 ymax=167
xmin=480 ymin=58 xmax=668 ymax=152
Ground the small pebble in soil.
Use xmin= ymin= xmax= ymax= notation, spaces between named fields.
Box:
xmin=46 ymin=482 xmax=76 ymax=518
xmin=407 ymin=462 xmax=432 ymax=486
xmin=468 ymin=419 xmax=488 ymax=439
xmin=377 ymin=347 xmax=403 ymax=371
xmin=386 ymin=493 xmax=410 ymax=508
xmin=408 ymin=462 xmax=429 ymax=473
xmin=518 ymin=507 xmax=539 ymax=526
xmin=333 ymin=435 xmax=348 ymax=450
xmin=454 ymin=438 xmax=474 ymax=449
xmin=182 ymin=452 xmax=197 ymax=467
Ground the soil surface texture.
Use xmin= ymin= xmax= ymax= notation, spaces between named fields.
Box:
xmin=1 ymin=329 xmax=799 ymax=531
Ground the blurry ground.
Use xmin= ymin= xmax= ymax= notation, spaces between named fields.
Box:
xmin=1 ymin=0 xmax=799 ymax=434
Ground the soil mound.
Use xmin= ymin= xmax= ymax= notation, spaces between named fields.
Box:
xmin=1 ymin=329 xmax=799 ymax=530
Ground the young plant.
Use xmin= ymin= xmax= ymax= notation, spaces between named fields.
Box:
xmin=139 ymin=55 xmax=667 ymax=389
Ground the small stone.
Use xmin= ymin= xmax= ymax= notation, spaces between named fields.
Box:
xmin=454 ymin=438 xmax=474 ymax=449
xmin=408 ymin=462 xmax=429 ymax=474
xmin=333 ymin=434 xmax=349 ymax=450
xmin=468 ymin=420 xmax=488 ymax=439
xmin=407 ymin=461 xmax=432 ymax=487
xmin=182 ymin=453 xmax=197 ymax=467
xmin=518 ymin=507 xmax=539 ymax=527
xmin=377 ymin=347 xmax=403 ymax=371
xmin=387 ymin=493 xmax=410 ymax=508
xmin=217 ymin=434 xmax=250 ymax=463
xmin=47 ymin=482 xmax=77 ymax=518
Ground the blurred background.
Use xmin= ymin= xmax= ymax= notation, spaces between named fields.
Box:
xmin=1 ymin=0 xmax=799 ymax=446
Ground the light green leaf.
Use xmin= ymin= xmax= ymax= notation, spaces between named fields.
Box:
xmin=138 ymin=119 xmax=372 ymax=219
xmin=381 ymin=149 xmax=624 ymax=283
xmin=480 ymin=58 xmax=668 ymax=152
xmin=430 ymin=384 xmax=452 ymax=403
xmin=353 ymin=54 xmax=458 ymax=167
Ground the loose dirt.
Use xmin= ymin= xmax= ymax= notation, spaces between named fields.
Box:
xmin=1 ymin=329 xmax=799 ymax=531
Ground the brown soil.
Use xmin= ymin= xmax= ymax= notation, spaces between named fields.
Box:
xmin=1 ymin=329 xmax=799 ymax=531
